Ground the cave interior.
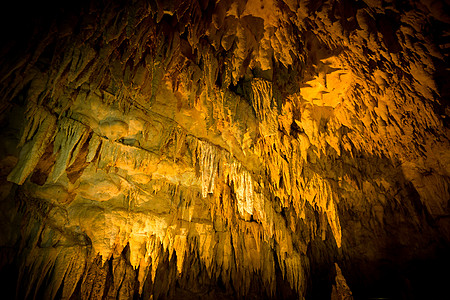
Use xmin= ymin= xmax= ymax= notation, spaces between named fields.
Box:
xmin=0 ymin=0 xmax=449 ymax=299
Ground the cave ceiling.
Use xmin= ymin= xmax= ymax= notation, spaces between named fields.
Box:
xmin=0 ymin=0 xmax=449 ymax=299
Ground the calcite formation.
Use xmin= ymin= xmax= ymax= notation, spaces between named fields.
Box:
xmin=0 ymin=0 xmax=448 ymax=299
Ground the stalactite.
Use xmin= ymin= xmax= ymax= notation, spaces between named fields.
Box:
xmin=229 ymin=160 xmax=255 ymax=217
xmin=48 ymin=118 xmax=89 ymax=183
xmin=7 ymin=105 xmax=56 ymax=185
xmin=199 ymin=140 xmax=219 ymax=198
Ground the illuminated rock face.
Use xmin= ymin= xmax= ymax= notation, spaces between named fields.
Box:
xmin=0 ymin=0 xmax=449 ymax=299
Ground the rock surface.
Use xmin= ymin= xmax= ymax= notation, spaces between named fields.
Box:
xmin=0 ymin=0 xmax=449 ymax=299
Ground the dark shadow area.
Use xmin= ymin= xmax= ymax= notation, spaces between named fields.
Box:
xmin=306 ymin=232 xmax=337 ymax=299
xmin=0 ymin=208 xmax=300 ymax=300
xmin=140 ymin=238 xmax=300 ymax=300
xmin=0 ymin=258 xmax=19 ymax=299
xmin=305 ymin=147 xmax=450 ymax=300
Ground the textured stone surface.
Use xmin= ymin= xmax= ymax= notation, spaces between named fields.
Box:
xmin=0 ymin=0 xmax=449 ymax=299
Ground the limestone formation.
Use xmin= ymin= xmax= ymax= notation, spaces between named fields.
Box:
xmin=0 ymin=0 xmax=449 ymax=299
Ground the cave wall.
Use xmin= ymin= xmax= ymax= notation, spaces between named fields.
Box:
xmin=0 ymin=0 xmax=449 ymax=299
